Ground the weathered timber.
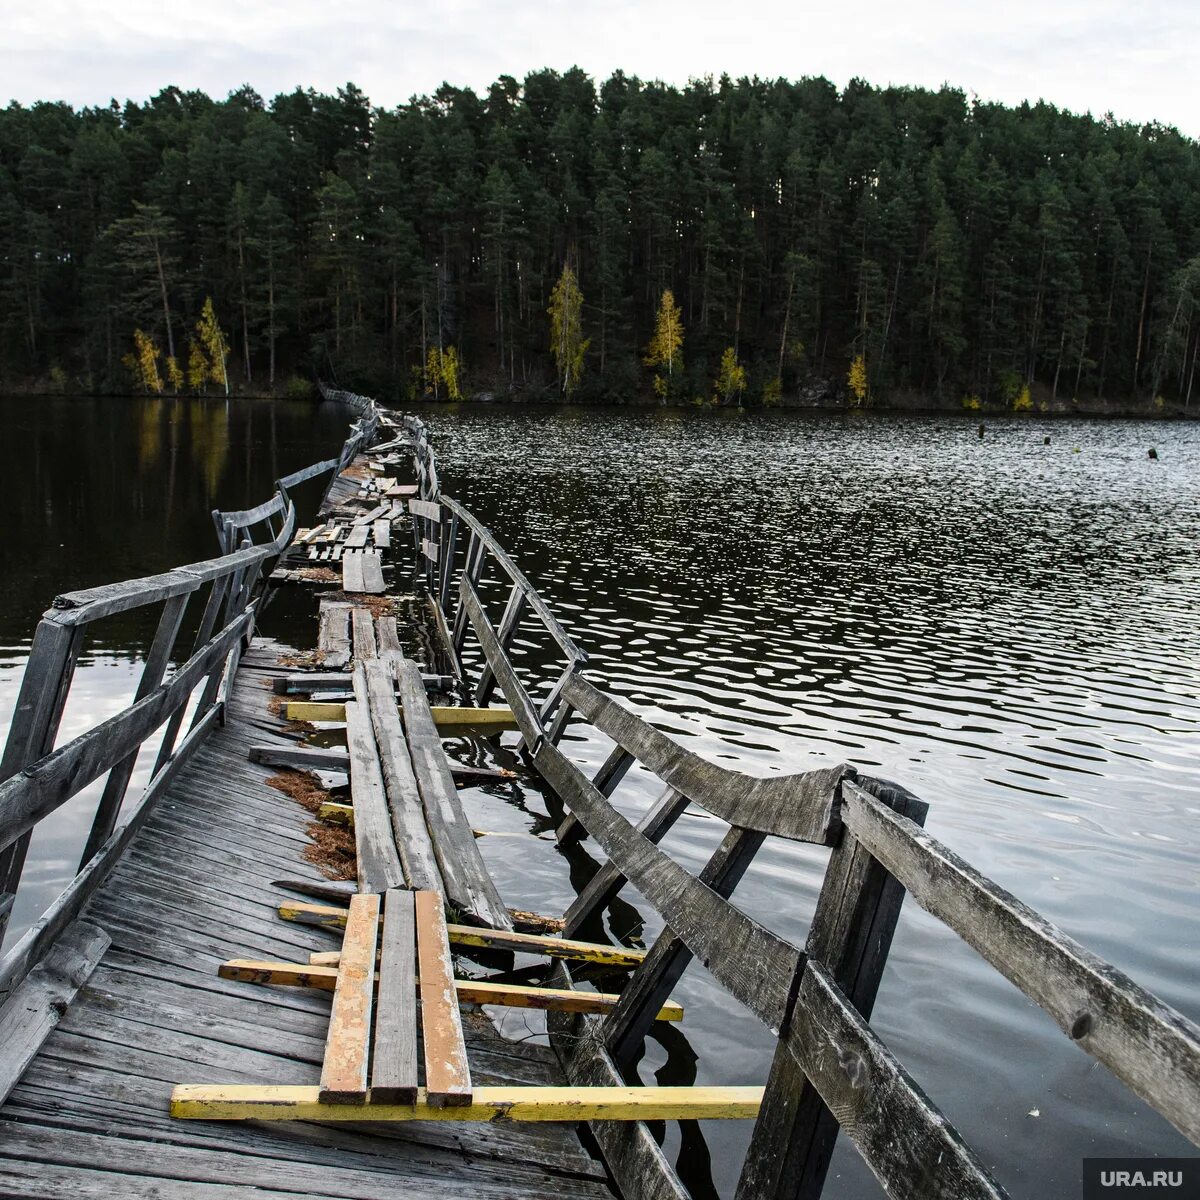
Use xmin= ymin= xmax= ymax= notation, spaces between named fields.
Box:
xmin=737 ymin=777 xmax=927 ymax=1199
xmin=556 ymin=745 xmax=635 ymax=845
xmin=533 ymin=736 xmax=798 ymax=1033
xmin=475 ymin=584 xmax=529 ymax=707
xmin=0 ymin=920 xmax=110 ymax=1105
xmin=372 ymin=888 xmax=418 ymax=1103
xmin=249 ymin=745 xmax=351 ymax=772
xmin=602 ymin=825 xmax=767 ymax=1065
xmin=316 ymin=600 xmax=351 ymax=670
xmin=561 ymin=672 xmax=849 ymax=844
xmin=841 ymin=779 xmax=1200 ymax=1145
xmin=415 ymin=889 xmax=472 ymax=1106
xmin=350 ymin=607 xmax=376 ymax=660
xmin=318 ymin=893 xmax=379 ymax=1103
xmin=562 ymin=787 xmax=689 ymax=938
xmin=171 ymin=1084 xmax=763 ymax=1122
xmin=273 ymin=670 xmax=459 ymax=694
xmin=396 ymin=660 xmax=512 ymax=930
xmin=362 ymin=659 xmax=441 ymax=892
xmin=359 ymin=551 xmax=386 ymax=594
xmin=342 ymin=551 xmax=365 ymax=594
xmin=344 ymin=681 xmax=404 ymax=892
xmin=777 ymin=961 xmax=1005 ymax=1200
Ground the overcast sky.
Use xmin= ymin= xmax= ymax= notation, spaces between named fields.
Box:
xmin=5 ymin=0 xmax=1199 ymax=137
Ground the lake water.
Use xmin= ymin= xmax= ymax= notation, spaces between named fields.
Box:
xmin=1 ymin=396 xmax=1197 ymax=1198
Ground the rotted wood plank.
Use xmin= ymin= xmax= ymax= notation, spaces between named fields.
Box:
xmin=248 ymin=745 xmax=351 ymax=771
xmin=398 ymin=662 xmax=513 ymax=930
xmin=415 ymin=889 xmax=472 ymax=1107
xmin=344 ymin=524 xmax=370 ymax=549
xmin=318 ymin=893 xmax=380 ymax=1103
xmin=372 ymin=888 xmax=418 ymax=1103
xmin=0 ymin=919 xmax=110 ymax=1104
xmin=409 ymin=499 xmax=442 ymax=522
xmin=171 ymin=1084 xmax=763 ymax=1122
xmin=373 ymin=520 xmax=390 ymax=549
xmin=350 ymin=607 xmax=377 ymax=660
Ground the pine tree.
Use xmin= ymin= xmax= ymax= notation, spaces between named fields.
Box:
xmin=548 ymin=263 xmax=589 ymax=396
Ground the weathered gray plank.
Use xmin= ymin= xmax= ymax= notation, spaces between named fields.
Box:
xmin=780 ymin=960 xmax=1006 ymax=1200
xmin=842 ymin=779 xmax=1200 ymax=1145
xmin=395 ymin=660 xmax=512 ymax=930
xmin=344 ymin=524 xmax=370 ymax=549
xmin=533 ymin=736 xmax=796 ymax=1032
xmin=372 ymin=888 xmax=418 ymax=1103
xmin=0 ymin=920 xmax=110 ymax=1104
xmin=350 ymin=607 xmax=376 ymax=661
xmin=359 ymin=550 xmax=386 ymax=594
xmin=319 ymin=893 xmax=380 ymax=1103
xmin=562 ymin=672 xmax=848 ymax=844
xmin=363 ymin=659 xmax=441 ymax=892
xmin=342 ymin=550 xmax=366 ymax=594
xmin=248 ymin=745 xmax=351 ymax=771
xmin=317 ymin=600 xmax=351 ymax=670
xmin=345 ymin=677 xmax=405 ymax=893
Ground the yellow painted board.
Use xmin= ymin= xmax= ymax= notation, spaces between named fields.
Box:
xmin=317 ymin=802 xmax=354 ymax=826
xmin=218 ymin=959 xmax=682 ymax=1021
xmin=172 ymin=1084 xmax=762 ymax=1122
xmin=280 ymin=903 xmax=646 ymax=968
xmin=284 ymin=701 xmax=517 ymax=731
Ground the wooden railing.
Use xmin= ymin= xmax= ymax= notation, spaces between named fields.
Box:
xmin=0 ymin=396 xmax=375 ymax=1001
xmin=398 ymin=406 xmax=1200 ymax=1200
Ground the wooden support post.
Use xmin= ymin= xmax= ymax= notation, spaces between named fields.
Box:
xmin=438 ymin=511 xmax=459 ymax=616
xmin=603 ymin=826 xmax=766 ymax=1068
xmin=80 ymin=592 xmax=190 ymax=868
xmin=0 ymin=618 xmax=83 ymax=943
xmin=372 ymin=888 xmax=418 ymax=1103
xmin=735 ymin=778 xmax=927 ymax=1200
xmin=319 ymin=893 xmax=380 ymax=1104
xmin=475 ymin=584 xmax=528 ymax=708
xmin=414 ymin=890 xmax=472 ymax=1106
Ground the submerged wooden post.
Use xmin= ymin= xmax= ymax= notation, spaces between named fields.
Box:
xmin=475 ymin=583 xmax=528 ymax=708
xmin=451 ymin=532 xmax=484 ymax=655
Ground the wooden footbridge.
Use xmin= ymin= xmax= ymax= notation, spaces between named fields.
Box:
xmin=0 ymin=389 xmax=1196 ymax=1199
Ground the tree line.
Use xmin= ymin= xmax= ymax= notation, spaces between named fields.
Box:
xmin=1 ymin=71 xmax=1198 ymax=409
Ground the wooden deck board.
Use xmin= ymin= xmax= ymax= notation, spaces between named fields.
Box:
xmin=0 ymin=643 xmax=611 ymax=1199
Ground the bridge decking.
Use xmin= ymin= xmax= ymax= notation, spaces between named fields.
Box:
xmin=0 ymin=641 xmax=612 ymax=1199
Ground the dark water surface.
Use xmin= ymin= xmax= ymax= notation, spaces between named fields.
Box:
xmin=1 ymin=397 xmax=1197 ymax=1198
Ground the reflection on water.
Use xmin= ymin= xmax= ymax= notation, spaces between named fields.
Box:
xmin=423 ymin=406 xmax=1200 ymax=1199
xmin=1 ymin=398 xmax=1197 ymax=1198
xmin=0 ymin=394 xmax=351 ymax=941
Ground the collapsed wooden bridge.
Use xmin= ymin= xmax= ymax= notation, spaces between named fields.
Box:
xmin=0 ymin=390 xmax=1196 ymax=1199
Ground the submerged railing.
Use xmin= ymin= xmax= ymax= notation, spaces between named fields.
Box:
xmin=399 ymin=402 xmax=1200 ymax=1200
xmin=0 ymin=393 xmax=380 ymax=1001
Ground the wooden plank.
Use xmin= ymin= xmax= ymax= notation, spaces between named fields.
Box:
xmin=363 ymin=659 xmax=442 ymax=892
xmin=556 ymin=745 xmax=634 ymax=844
xmin=218 ymin=958 xmax=682 ymax=1019
xmin=172 ymin=1084 xmax=763 ymax=1122
xmin=284 ymin=701 xmax=346 ymax=722
xmin=373 ymin=521 xmax=391 ymax=549
xmin=841 ymin=779 xmax=1200 ymax=1145
xmin=533 ymin=737 xmax=798 ymax=1033
xmin=561 ymin=673 xmax=847 ymax=844
xmin=318 ymin=893 xmax=380 ymax=1103
xmin=415 ymin=889 xmax=472 ymax=1106
xmin=563 ymin=787 xmax=689 ymax=937
xmin=345 ymin=682 xmax=405 ymax=893
xmin=781 ymin=961 xmax=1004 ymax=1199
xmin=248 ymin=745 xmax=351 ymax=771
xmin=359 ymin=550 xmax=386 ymax=594
xmin=738 ymin=776 xmax=926 ymax=1199
xmin=398 ymin=662 xmax=513 ymax=930
xmin=602 ymin=825 xmax=766 ymax=1065
xmin=409 ymin=498 xmax=443 ymax=521
xmin=350 ymin=607 xmax=377 ymax=660
xmin=0 ymin=919 xmax=110 ymax=1104
xmin=317 ymin=600 xmax=351 ymax=669
xmin=372 ymin=888 xmax=418 ymax=1103
xmin=344 ymin=524 xmax=370 ymax=548
xmin=317 ymin=802 xmax=354 ymax=826
xmin=342 ymin=551 xmax=366 ymax=594
xmin=475 ymin=584 xmax=529 ymax=708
